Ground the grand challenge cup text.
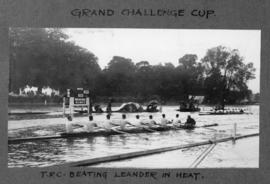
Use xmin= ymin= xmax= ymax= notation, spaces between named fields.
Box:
xmin=70 ymin=9 xmax=215 ymax=19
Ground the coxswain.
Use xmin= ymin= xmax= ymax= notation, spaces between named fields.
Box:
xmin=159 ymin=114 xmax=169 ymax=126
xmin=172 ymin=114 xmax=181 ymax=126
xmin=85 ymin=115 xmax=98 ymax=132
xmin=185 ymin=115 xmax=196 ymax=128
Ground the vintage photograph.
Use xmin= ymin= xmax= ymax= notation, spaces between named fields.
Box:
xmin=8 ymin=28 xmax=260 ymax=168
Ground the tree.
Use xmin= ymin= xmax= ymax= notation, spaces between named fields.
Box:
xmin=135 ymin=61 xmax=150 ymax=68
xmin=177 ymin=54 xmax=204 ymax=100
xmin=105 ymin=56 xmax=136 ymax=96
xmin=201 ymin=46 xmax=255 ymax=107
xmin=253 ymin=93 xmax=260 ymax=103
xmin=151 ymin=63 xmax=177 ymax=101
xmin=9 ymin=28 xmax=101 ymax=93
xmin=134 ymin=61 xmax=153 ymax=99
xmin=178 ymin=54 xmax=197 ymax=70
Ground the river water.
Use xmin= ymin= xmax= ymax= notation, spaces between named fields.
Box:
xmin=8 ymin=105 xmax=259 ymax=168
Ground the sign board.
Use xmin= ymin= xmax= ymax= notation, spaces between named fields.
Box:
xmin=74 ymin=98 xmax=87 ymax=105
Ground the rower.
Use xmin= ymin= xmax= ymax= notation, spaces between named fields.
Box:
xmin=67 ymin=115 xmax=95 ymax=133
xmin=133 ymin=115 xmax=144 ymax=127
xmin=159 ymin=114 xmax=169 ymax=126
xmin=85 ymin=115 xmax=98 ymax=132
xmin=185 ymin=115 xmax=196 ymax=128
xmin=142 ymin=115 xmax=157 ymax=127
xmin=149 ymin=115 xmax=157 ymax=126
xmin=118 ymin=114 xmax=133 ymax=130
xmin=172 ymin=114 xmax=181 ymax=126
xmin=103 ymin=114 xmax=114 ymax=130
xmin=66 ymin=115 xmax=73 ymax=133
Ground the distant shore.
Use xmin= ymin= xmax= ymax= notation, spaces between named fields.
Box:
xmin=8 ymin=103 xmax=259 ymax=121
xmin=8 ymin=101 xmax=260 ymax=107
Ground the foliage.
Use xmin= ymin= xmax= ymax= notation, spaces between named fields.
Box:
xmin=201 ymin=46 xmax=256 ymax=106
xmin=177 ymin=54 xmax=205 ymax=99
xmin=9 ymin=29 xmax=256 ymax=104
xmin=9 ymin=28 xmax=101 ymax=93
xmin=102 ymin=56 xmax=136 ymax=96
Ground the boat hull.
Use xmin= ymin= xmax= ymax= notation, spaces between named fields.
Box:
xmin=199 ymin=112 xmax=247 ymax=116
xmin=176 ymin=108 xmax=200 ymax=112
xmin=60 ymin=126 xmax=174 ymax=138
xmin=75 ymin=110 xmax=160 ymax=114
xmin=8 ymin=124 xmax=218 ymax=144
xmin=60 ymin=124 xmax=218 ymax=138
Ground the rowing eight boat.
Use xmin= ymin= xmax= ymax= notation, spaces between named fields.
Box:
xmin=199 ymin=111 xmax=250 ymax=116
xmin=8 ymin=123 xmax=218 ymax=144
xmin=61 ymin=123 xmax=218 ymax=137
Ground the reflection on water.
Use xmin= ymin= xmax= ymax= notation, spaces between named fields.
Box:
xmin=8 ymin=105 xmax=259 ymax=167
xmin=93 ymin=137 xmax=258 ymax=168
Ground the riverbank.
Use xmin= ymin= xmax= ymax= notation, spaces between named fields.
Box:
xmin=8 ymin=103 xmax=258 ymax=120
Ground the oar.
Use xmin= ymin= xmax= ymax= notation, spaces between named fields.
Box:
xmin=110 ymin=127 xmax=149 ymax=140
xmin=195 ymin=123 xmax=219 ymax=131
xmin=111 ymin=128 xmax=130 ymax=135
xmin=157 ymin=124 xmax=173 ymax=129
xmin=143 ymin=126 xmax=157 ymax=132
xmin=95 ymin=125 xmax=120 ymax=132
xmin=72 ymin=124 xmax=84 ymax=128
xmin=130 ymin=123 xmax=157 ymax=132
xmin=149 ymin=120 xmax=174 ymax=131
xmin=170 ymin=123 xmax=218 ymax=131
xmin=169 ymin=124 xmax=193 ymax=131
xmin=170 ymin=125 xmax=183 ymax=130
xmin=197 ymin=126 xmax=217 ymax=131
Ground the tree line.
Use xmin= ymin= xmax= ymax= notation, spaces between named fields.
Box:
xmin=9 ymin=28 xmax=256 ymax=104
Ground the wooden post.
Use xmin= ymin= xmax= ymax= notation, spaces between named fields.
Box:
xmin=233 ymin=123 xmax=237 ymax=139
xmin=87 ymin=97 xmax=90 ymax=115
xmin=66 ymin=89 xmax=71 ymax=117
xmin=63 ymin=97 xmax=66 ymax=117
xmin=213 ymin=129 xmax=217 ymax=141
xmin=70 ymin=97 xmax=74 ymax=118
